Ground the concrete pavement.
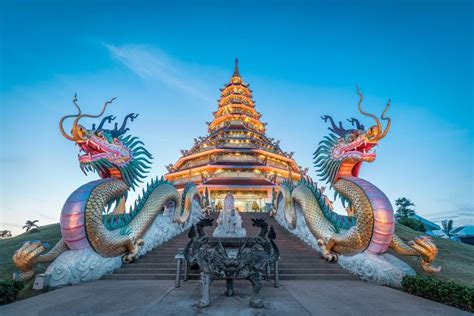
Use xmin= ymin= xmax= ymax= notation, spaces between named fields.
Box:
xmin=0 ymin=279 xmax=468 ymax=315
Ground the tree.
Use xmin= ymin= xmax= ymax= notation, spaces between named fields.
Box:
xmin=23 ymin=220 xmax=39 ymax=232
xmin=442 ymin=219 xmax=454 ymax=238
xmin=398 ymin=217 xmax=426 ymax=233
xmin=395 ymin=197 xmax=416 ymax=219
xmin=0 ymin=230 xmax=12 ymax=239
xmin=394 ymin=197 xmax=425 ymax=232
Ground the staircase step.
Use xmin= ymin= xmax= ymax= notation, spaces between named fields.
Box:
xmin=279 ymin=274 xmax=357 ymax=280
xmin=106 ymin=213 xmax=356 ymax=281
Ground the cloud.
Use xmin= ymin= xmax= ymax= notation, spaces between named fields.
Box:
xmin=39 ymin=213 xmax=57 ymax=220
xmin=426 ymin=205 xmax=474 ymax=226
xmin=104 ymin=44 xmax=210 ymax=101
xmin=0 ymin=222 xmax=23 ymax=228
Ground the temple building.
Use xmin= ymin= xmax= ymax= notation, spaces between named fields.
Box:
xmin=164 ymin=59 xmax=304 ymax=211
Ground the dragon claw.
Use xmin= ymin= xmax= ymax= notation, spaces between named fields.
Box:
xmin=317 ymin=239 xmax=339 ymax=262
xmin=122 ymin=239 xmax=144 ymax=263
xmin=12 ymin=240 xmax=47 ymax=281
xmin=410 ymin=235 xmax=441 ymax=273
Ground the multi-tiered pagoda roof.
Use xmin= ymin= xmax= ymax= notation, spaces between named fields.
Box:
xmin=164 ymin=59 xmax=303 ymax=211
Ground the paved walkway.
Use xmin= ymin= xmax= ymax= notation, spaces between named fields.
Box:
xmin=1 ymin=279 xmax=467 ymax=315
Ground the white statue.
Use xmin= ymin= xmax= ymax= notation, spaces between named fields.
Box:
xmin=213 ymin=193 xmax=246 ymax=237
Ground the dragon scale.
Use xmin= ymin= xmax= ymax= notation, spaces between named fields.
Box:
xmin=61 ymin=178 xmax=196 ymax=258
xmin=276 ymin=87 xmax=440 ymax=273
xmin=13 ymin=96 xmax=204 ymax=281
xmin=287 ymin=177 xmax=394 ymax=256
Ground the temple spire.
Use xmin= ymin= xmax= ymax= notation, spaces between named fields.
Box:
xmin=233 ymin=58 xmax=240 ymax=77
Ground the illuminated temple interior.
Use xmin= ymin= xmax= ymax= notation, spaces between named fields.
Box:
xmin=164 ymin=59 xmax=303 ymax=211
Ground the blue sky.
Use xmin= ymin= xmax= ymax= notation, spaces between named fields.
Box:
xmin=1 ymin=1 xmax=472 ymax=235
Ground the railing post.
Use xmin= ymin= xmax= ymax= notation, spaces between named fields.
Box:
xmin=175 ymin=258 xmax=182 ymax=287
xmin=273 ymin=259 xmax=280 ymax=288
xmin=184 ymin=259 xmax=189 ymax=281
xmin=266 ymin=262 xmax=271 ymax=281
xmin=175 ymin=248 xmax=185 ymax=287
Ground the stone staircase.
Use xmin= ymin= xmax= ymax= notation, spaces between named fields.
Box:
xmin=103 ymin=212 xmax=356 ymax=281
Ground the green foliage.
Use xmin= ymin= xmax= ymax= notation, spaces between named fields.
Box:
xmin=0 ymin=230 xmax=12 ymax=239
xmin=395 ymin=197 xmax=426 ymax=232
xmin=0 ymin=278 xmax=24 ymax=305
xmin=22 ymin=220 xmax=39 ymax=232
xmin=398 ymin=216 xmax=426 ymax=232
xmin=402 ymin=275 xmax=474 ymax=312
xmin=442 ymin=219 xmax=454 ymax=237
xmin=395 ymin=197 xmax=416 ymax=219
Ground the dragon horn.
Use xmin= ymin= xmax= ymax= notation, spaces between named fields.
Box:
xmin=347 ymin=118 xmax=364 ymax=130
xmin=377 ymin=99 xmax=391 ymax=140
xmin=59 ymin=93 xmax=82 ymax=141
xmin=321 ymin=115 xmax=348 ymax=136
xmin=97 ymin=115 xmax=117 ymax=130
xmin=355 ymin=85 xmax=382 ymax=137
xmin=114 ymin=113 xmax=139 ymax=136
xmin=71 ymin=97 xmax=116 ymax=140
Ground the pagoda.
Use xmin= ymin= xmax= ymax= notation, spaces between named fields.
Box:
xmin=164 ymin=59 xmax=303 ymax=211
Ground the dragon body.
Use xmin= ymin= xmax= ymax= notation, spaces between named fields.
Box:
xmin=13 ymin=96 xmax=202 ymax=280
xmin=276 ymin=87 xmax=440 ymax=273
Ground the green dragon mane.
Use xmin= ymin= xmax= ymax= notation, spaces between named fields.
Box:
xmin=313 ymin=133 xmax=342 ymax=186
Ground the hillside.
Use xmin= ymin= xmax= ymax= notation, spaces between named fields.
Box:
xmin=0 ymin=224 xmax=61 ymax=279
xmin=0 ymin=222 xmax=472 ymax=287
xmin=390 ymin=223 xmax=474 ymax=287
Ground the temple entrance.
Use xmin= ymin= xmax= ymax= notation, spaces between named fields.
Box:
xmin=210 ymin=190 xmax=268 ymax=212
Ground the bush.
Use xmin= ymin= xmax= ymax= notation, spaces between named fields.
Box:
xmin=402 ymin=275 xmax=473 ymax=312
xmin=398 ymin=217 xmax=426 ymax=232
xmin=0 ymin=278 xmax=24 ymax=305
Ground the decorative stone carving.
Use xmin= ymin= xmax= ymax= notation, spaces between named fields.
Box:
xmin=184 ymin=217 xmax=279 ymax=308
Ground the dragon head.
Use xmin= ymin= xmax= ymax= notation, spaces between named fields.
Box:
xmin=314 ymin=86 xmax=391 ymax=185
xmin=59 ymin=94 xmax=152 ymax=189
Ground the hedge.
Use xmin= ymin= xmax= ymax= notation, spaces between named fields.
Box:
xmin=402 ymin=275 xmax=473 ymax=312
xmin=0 ymin=278 xmax=24 ymax=305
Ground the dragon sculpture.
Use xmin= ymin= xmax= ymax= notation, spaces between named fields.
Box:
xmin=276 ymin=86 xmax=440 ymax=273
xmin=13 ymin=95 xmax=202 ymax=281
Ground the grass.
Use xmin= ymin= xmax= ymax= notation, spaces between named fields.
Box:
xmin=391 ymin=223 xmax=474 ymax=287
xmin=0 ymin=222 xmax=472 ymax=288
xmin=0 ymin=224 xmax=61 ymax=280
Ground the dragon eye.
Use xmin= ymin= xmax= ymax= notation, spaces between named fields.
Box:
xmin=113 ymin=138 xmax=121 ymax=145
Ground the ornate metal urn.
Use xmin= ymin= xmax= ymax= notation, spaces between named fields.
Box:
xmin=184 ymin=217 xmax=280 ymax=308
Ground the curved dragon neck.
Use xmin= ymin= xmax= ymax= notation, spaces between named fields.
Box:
xmin=291 ymin=174 xmax=394 ymax=254
xmin=85 ymin=178 xmax=182 ymax=257
xmin=60 ymin=176 xmax=186 ymax=257
xmin=298 ymin=177 xmax=355 ymax=231
xmin=60 ymin=178 xmax=127 ymax=250
xmin=336 ymin=176 xmax=395 ymax=253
